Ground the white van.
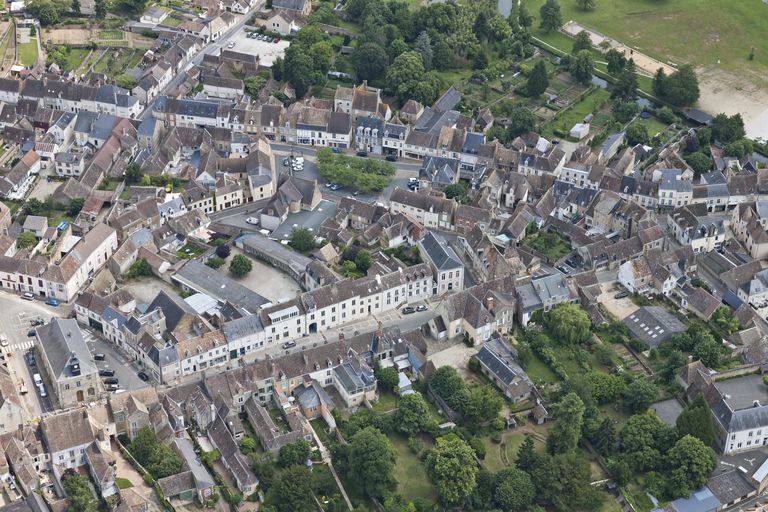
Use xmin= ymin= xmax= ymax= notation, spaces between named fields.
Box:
xmin=38 ymin=384 xmax=46 ymax=398
xmin=32 ymin=373 xmax=42 ymax=386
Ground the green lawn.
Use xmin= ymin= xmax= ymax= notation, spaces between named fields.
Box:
xmin=389 ymin=435 xmax=436 ymax=502
xmin=115 ymin=477 xmax=133 ymax=489
xmin=371 ymin=391 xmax=398 ymax=413
xmin=176 ymin=244 xmax=204 ymax=260
xmin=630 ymin=116 xmax=669 ymax=140
xmin=60 ymin=48 xmax=91 ymax=73
xmin=541 ymin=87 xmax=610 ymax=138
xmin=163 ymin=15 xmax=184 ymax=27
xmin=434 ymin=68 xmax=473 ymax=88
xmin=17 ymin=40 xmax=38 ymax=67
xmin=482 ymin=431 xmax=545 ymax=472
xmin=98 ymin=30 xmax=125 ymax=40
xmin=94 ymin=48 xmax=142 ymax=74
xmin=523 ymin=352 xmax=559 ymax=385
xmin=523 ymin=230 xmax=572 ymax=260
xmin=526 ymin=0 xmax=768 ymax=76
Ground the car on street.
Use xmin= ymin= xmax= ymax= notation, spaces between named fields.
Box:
xmin=94 ymin=353 xmax=106 ymax=361
xmin=26 ymin=330 xmax=36 ymax=337
xmin=352 ymin=190 xmax=360 ymax=196
xmin=282 ymin=340 xmax=297 ymax=349
xmin=385 ymin=154 xmax=397 ymax=162
xmin=103 ymin=377 xmax=119 ymax=385
xmin=565 ymin=259 xmax=577 ymax=268
xmin=332 ymin=147 xmax=340 ymax=153
xmin=614 ymin=291 xmax=629 ymax=299
xmin=416 ymin=304 xmax=428 ymax=312
xmin=246 ymin=217 xmax=259 ymax=225
xmin=37 ymin=384 xmax=46 ymax=397
xmin=401 ymin=306 xmax=416 ymax=315
xmin=99 ymin=369 xmax=115 ymax=377
xmin=356 ymin=151 xmax=368 ymax=157
xmin=0 ymin=335 xmax=7 ymax=347
xmin=106 ymin=384 xmax=119 ymax=392
xmin=556 ymin=265 xmax=570 ymax=275
xmin=137 ymin=371 xmax=149 ymax=382
xmin=227 ymin=42 xmax=235 ymax=48
xmin=21 ymin=293 xmax=34 ymax=301
xmin=25 ymin=352 xmax=35 ymax=367
xmin=32 ymin=374 xmax=42 ymax=386
xmin=45 ymin=298 xmax=59 ymax=307
xmin=30 ymin=318 xmax=44 ymax=326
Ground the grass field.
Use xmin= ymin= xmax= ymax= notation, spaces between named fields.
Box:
xmin=525 ymin=0 xmax=768 ymax=75
xmin=541 ymin=87 xmax=609 ymax=137
xmin=482 ymin=431 xmax=545 ymax=472
xmin=60 ymin=48 xmax=91 ymax=73
xmin=17 ymin=39 xmax=38 ymax=67
xmin=389 ymin=435 xmax=436 ymax=502
xmin=98 ymin=30 xmax=125 ymax=40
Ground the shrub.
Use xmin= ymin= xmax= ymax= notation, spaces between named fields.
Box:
xmin=215 ymin=244 xmax=231 ymax=258
xmin=407 ymin=436 xmax=424 ymax=455
xmin=491 ymin=432 xmax=502 ymax=444
xmin=468 ymin=437 xmax=486 ymax=459
xmin=205 ymin=256 xmax=224 ymax=269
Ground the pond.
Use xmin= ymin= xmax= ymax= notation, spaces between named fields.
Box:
xmin=498 ymin=0 xmax=512 ymax=18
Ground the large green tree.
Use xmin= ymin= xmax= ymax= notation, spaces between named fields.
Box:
xmin=516 ymin=435 xmax=539 ymax=472
xmin=375 ymin=366 xmax=399 ymax=392
xmin=532 ymin=452 xmax=603 ymax=511
xmin=17 ymin=231 xmax=37 ymax=249
xmin=605 ymin=49 xmax=627 ymax=75
xmin=414 ymin=31 xmax=433 ymax=70
xmin=623 ymin=380 xmax=659 ymax=413
xmin=571 ymin=30 xmax=592 ymax=54
xmin=395 ymin=392 xmax=432 ymax=435
xmin=279 ymin=439 xmax=311 ymax=467
xmin=657 ymin=64 xmax=699 ymax=106
xmin=546 ymin=303 xmax=591 ymax=345
xmin=63 ymin=474 xmax=97 ymax=512
xmin=547 ymin=393 xmax=585 ymax=454
xmin=539 ymin=0 xmax=563 ymax=33
xmin=710 ymin=113 xmax=746 ymax=144
xmin=353 ymin=43 xmax=389 ymax=81
xmin=229 ymin=254 xmax=253 ymax=277
xmin=571 ymin=49 xmax=594 ymax=84
xmin=612 ymin=60 xmax=638 ymax=101
xmin=265 ymin=466 xmax=315 ymax=512
xmin=526 ymin=59 xmax=550 ymax=97
xmin=347 ymin=427 xmax=396 ymax=499
xmin=494 ymin=467 xmax=535 ymax=511
xmin=575 ymin=0 xmax=595 ymax=10
xmin=666 ymin=435 xmax=717 ymax=499
xmin=426 ymin=435 xmax=478 ymax=505
xmin=463 ymin=385 xmax=503 ymax=426
xmin=676 ymin=395 xmax=715 ymax=447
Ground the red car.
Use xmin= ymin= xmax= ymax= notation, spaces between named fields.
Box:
xmin=274 ymin=37 xmax=280 ymax=43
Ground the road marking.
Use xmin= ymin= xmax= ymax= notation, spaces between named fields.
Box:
xmin=9 ymin=340 xmax=34 ymax=351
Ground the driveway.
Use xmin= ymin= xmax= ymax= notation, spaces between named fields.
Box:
xmin=428 ymin=342 xmax=479 ymax=378
xmin=597 ymin=283 xmax=638 ymax=321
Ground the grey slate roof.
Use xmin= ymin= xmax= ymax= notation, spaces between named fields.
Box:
xmin=420 ymin=231 xmax=462 ymax=271
xmin=475 ymin=338 xmax=527 ymax=387
xmin=622 ymin=306 xmax=686 ymax=348
xmin=36 ymin=319 xmax=97 ymax=379
xmin=173 ymin=260 xmax=269 ymax=315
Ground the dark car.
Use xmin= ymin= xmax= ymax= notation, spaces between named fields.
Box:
xmin=27 ymin=329 xmax=36 ymax=337
xmin=401 ymin=306 xmax=416 ymax=315
xmin=137 ymin=371 xmax=149 ymax=382
xmin=614 ymin=291 xmax=629 ymax=299
xmin=103 ymin=377 xmax=119 ymax=385
xmin=94 ymin=353 xmax=106 ymax=361
xmin=99 ymin=369 xmax=115 ymax=377
xmin=565 ymin=259 xmax=577 ymax=268
xmin=30 ymin=318 xmax=44 ymax=326
xmin=25 ymin=352 xmax=35 ymax=367
xmin=385 ymin=155 xmax=397 ymax=162
xmin=356 ymin=151 xmax=368 ymax=157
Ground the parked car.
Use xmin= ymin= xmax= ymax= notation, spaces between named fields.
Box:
xmin=246 ymin=217 xmax=259 ymax=225
xmin=0 ymin=335 xmax=7 ymax=347
xmin=556 ymin=265 xmax=570 ymax=275
xmin=274 ymin=37 xmax=280 ymax=43
xmin=32 ymin=374 xmax=42 ymax=386
xmin=103 ymin=377 xmax=119 ymax=385
xmin=30 ymin=318 xmax=44 ymax=326
xmin=21 ymin=293 xmax=34 ymax=301
xmin=385 ymin=154 xmax=397 ymax=162
xmin=25 ymin=352 xmax=35 ymax=367
xmin=614 ymin=291 xmax=629 ymax=299
xmin=137 ymin=371 xmax=149 ymax=382
xmin=356 ymin=151 xmax=368 ymax=157
xmin=331 ymin=147 xmax=340 ymax=153
xmin=282 ymin=340 xmax=297 ymax=349
xmin=401 ymin=306 xmax=416 ymax=315
xmin=325 ymin=182 xmax=335 ymax=188
xmin=106 ymin=384 xmax=119 ymax=392
xmin=416 ymin=304 xmax=428 ymax=312
xmin=99 ymin=369 xmax=115 ymax=377
xmin=352 ymin=190 xmax=360 ymax=196
xmin=45 ymin=298 xmax=59 ymax=307
xmin=37 ymin=384 xmax=46 ymax=398
xmin=26 ymin=330 xmax=36 ymax=337
xmin=227 ymin=41 xmax=235 ymax=49
xmin=94 ymin=353 xmax=106 ymax=361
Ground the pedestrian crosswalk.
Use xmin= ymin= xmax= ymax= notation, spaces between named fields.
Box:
xmin=9 ymin=340 xmax=35 ymax=352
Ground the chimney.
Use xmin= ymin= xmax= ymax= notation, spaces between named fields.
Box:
xmin=375 ymin=321 xmax=383 ymax=340
xmin=485 ymin=296 xmax=495 ymax=311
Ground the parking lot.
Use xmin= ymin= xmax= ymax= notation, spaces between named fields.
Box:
xmin=229 ymin=30 xmax=289 ymax=66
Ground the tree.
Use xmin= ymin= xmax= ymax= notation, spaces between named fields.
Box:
xmin=532 ymin=452 xmax=603 ymax=511
xmin=507 ymin=104 xmax=537 ymax=138
xmin=126 ymin=258 xmax=153 ymax=278
xmin=658 ymin=64 xmax=699 ymax=106
xmin=711 ymin=113 xmax=746 ymax=143
xmin=516 ymin=435 xmax=539 ymax=472
xmin=25 ymin=0 xmax=60 ymax=25
xmin=666 ymin=435 xmax=717 ymax=499
xmin=266 ymin=466 xmax=315 ymax=512
xmin=355 ymin=249 xmax=373 ymax=272
xmin=94 ymin=0 xmax=106 ymax=16
xmin=347 ymin=428 xmax=396 ymax=498
xmin=586 ymin=372 xmax=627 ymax=404
xmin=605 ymin=49 xmax=627 ymax=75
xmin=608 ymin=458 xmax=632 ymax=487
xmin=229 ymin=254 xmax=253 ymax=277
xmin=696 ymin=127 xmax=712 ymax=146
xmin=692 ymin=335 xmax=723 ymax=368
xmin=205 ymin=256 xmax=224 ymax=269
xmin=612 ymin=60 xmax=638 ymax=101
xmin=240 ymin=436 xmax=257 ymax=455
xmin=62 ymin=474 xmax=97 ymax=512
xmin=676 ymin=395 xmax=715 ymax=447
xmin=215 ymin=244 xmax=231 ymax=259
xmin=626 ymin=123 xmax=649 ymax=146
xmin=623 ymin=380 xmax=659 ymax=413
xmin=71 ymin=0 xmax=80 ymax=13
xmin=572 ymin=30 xmax=592 ymax=54
xmin=376 ymin=366 xmax=399 ymax=392
xmin=526 ymin=60 xmax=549 ymax=97
xmin=547 ymin=393 xmax=585 ymax=454
xmin=128 ymin=426 xmax=182 ymax=480
xmin=17 ymin=231 xmax=38 ymax=249
xmin=414 ymin=31 xmax=433 ymax=70
xmin=124 ymin=162 xmax=143 ymax=183
xmin=571 ymin=49 xmax=594 ymax=84
xmin=539 ymin=0 xmax=562 ymax=33
xmin=396 ymin=392 xmax=431 ymax=435
xmin=353 ymin=43 xmax=389 ymax=81
xmin=284 ymin=51 xmax=316 ymax=98
xmin=575 ymin=0 xmax=595 ymax=10
xmin=518 ymin=1 xmax=532 ymax=27
xmin=244 ymin=76 xmax=265 ymax=99
xmin=279 ymin=439 xmax=311 ymax=467
xmin=426 ymin=435 xmax=478 ymax=505
xmin=494 ymin=467 xmax=535 ymax=511
xmin=546 ymin=303 xmax=591 ymax=344
xmin=612 ymin=100 xmax=638 ymax=123
xmin=387 ymin=51 xmax=430 ymax=103
xmin=463 ymin=385 xmax=503 ymax=426
xmin=712 ymin=306 xmax=739 ymax=334
xmin=289 ymin=227 xmax=315 ymax=252
xmin=652 ymin=67 xmax=666 ymax=97
xmin=444 ymin=182 xmax=469 ymax=202
xmin=429 ymin=366 xmax=467 ymax=412
xmin=684 ymin=152 xmax=712 ymax=174
xmin=432 ymin=38 xmax=453 ymax=70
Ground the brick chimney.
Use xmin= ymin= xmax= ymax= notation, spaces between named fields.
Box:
xmin=485 ymin=295 xmax=495 ymax=312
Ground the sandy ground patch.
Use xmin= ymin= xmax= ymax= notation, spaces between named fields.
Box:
xmin=214 ymin=247 xmax=302 ymax=303
xmin=43 ymin=27 xmax=91 ymax=45
xmin=123 ymin=276 xmax=181 ymax=305
xmin=428 ymin=342 xmax=479 ymax=377
xmin=597 ymin=283 xmax=638 ymax=321
xmin=697 ymin=67 xmax=768 ymax=141
xmin=562 ymin=21 xmax=676 ymax=76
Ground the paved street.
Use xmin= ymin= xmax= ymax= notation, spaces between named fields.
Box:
xmin=86 ymin=332 xmax=149 ymax=394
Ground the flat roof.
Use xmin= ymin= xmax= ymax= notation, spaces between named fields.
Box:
xmin=715 ymin=374 xmax=768 ymax=411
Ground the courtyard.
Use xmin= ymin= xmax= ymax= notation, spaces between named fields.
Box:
xmin=227 ymin=30 xmax=290 ymax=67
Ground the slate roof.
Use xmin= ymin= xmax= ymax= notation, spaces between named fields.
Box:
xmin=420 ymin=231 xmax=461 ymax=271
xmin=623 ymin=306 xmax=686 ymax=348
xmin=475 ymin=338 xmax=530 ymax=388
xmin=36 ymin=319 xmax=97 ymax=379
